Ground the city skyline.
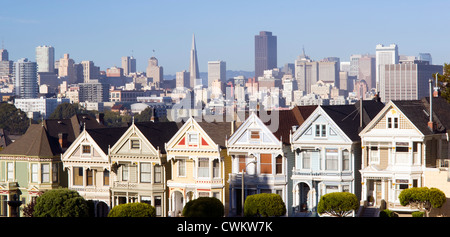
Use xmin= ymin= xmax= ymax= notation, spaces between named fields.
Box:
xmin=0 ymin=0 xmax=449 ymax=76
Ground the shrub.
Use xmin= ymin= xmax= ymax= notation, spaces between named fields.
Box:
xmin=108 ymin=202 xmax=156 ymax=217
xmin=182 ymin=197 xmax=224 ymax=217
xmin=317 ymin=192 xmax=359 ymax=217
xmin=399 ymin=187 xmax=446 ymax=217
xmin=412 ymin=211 xmax=424 ymax=217
xmin=244 ymin=193 xmax=286 ymax=217
xmin=379 ymin=209 xmax=397 ymax=217
xmin=33 ymin=188 xmax=89 ymax=217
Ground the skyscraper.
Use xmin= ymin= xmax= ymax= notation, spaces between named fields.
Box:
xmin=36 ymin=45 xmax=55 ymax=73
xmin=207 ymin=60 xmax=226 ymax=88
xmin=376 ymin=44 xmax=398 ymax=91
xmin=255 ymin=31 xmax=277 ymax=78
xmin=0 ymin=49 xmax=8 ymax=61
xmin=146 ymin=56 xmax=163 ymax=87
xmin=189 ymin=34 xmax=200 ymax=88
xmin=122 ymin=56 xmax=136 ymax=76
xmin=81 ymin=60 xmax=100 ymax=83
xmin=58 ymin=54 xmax=76 ymax=84
xmin=14 ymin=58 xmax=38 ymax=98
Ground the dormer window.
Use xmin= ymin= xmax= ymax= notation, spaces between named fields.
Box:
xmin=131 ymin=139 xmax=140 ymax=149
xmin=250 ymin=131 xmax=260 ymax=140
xmin=387 ymin=116 xmax=398 ymax=129
xmin=315 ymin=124 xmax=327 ymax=137
xmin=188 ymin=133 xmax=198 ymax=145
xmin=82 ymin=145 xmax=91 ymax=154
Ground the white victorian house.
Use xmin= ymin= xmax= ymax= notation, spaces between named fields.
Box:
xmin=290 ymin=101 xmax=383 ymax=216
xmin=226 ymin=107 xmax=315 ymax=216
xmin=61 ymin=126 xmax=127 ymax=217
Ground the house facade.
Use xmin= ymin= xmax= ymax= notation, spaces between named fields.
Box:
xmin=0 ymin=124 xmax=66 ymax=217
xmin=165 ymin=117 xmax=231 ymax=217
xmin=290 ymin=101 xmax=383 ymax=216
xmin=61 ymin=126 xmax=126 ymax=217
xmin=359 ymin=97 xmax=450 ymax=213
xmin=109 ymin=121 xmax=181 ymax=217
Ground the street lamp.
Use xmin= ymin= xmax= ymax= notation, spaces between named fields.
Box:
xmin=242 ymin=157 xmax=257 ymax=216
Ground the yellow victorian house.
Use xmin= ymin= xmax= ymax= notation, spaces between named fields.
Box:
xmin=165 ymin=117 xmax=232 ymax=217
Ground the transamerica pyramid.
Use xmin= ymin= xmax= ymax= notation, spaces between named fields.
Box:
xmin=189 ymin=33 xmax=200 ymax=88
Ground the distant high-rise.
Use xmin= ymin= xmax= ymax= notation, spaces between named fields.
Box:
xmin=207 ymin=60 xmax=226 ymax=88
xmin=376 ymin=44 xmax=398 ymax=91
xmin=189 ymin=34 xmax=200 ymax=88
xmin=36 ymin=45 xmax=55 ymax=73
xmin=14 ymin=58 xmax=38 ymax=98
xmin=146 ymin=57 xmax=163 ymax=87
xmin=176 ymin=70 xmax=190 ymax=89
xmin=418 ymin=53 xmax=432 ymax=65
xmin=0 ymin=49 xmax=8 ymax=61
xmin=358 ymin=55 xmax=376 ymax=90
xmin=81 ymin=60 xmax=100 ymax=83
xmin=122 ymin=56 xmax=136 ymax=75
xmin=255 ymin=31 xmax=277 ymax=78
xmin=58 ymin=54 xmax=76 ymax=84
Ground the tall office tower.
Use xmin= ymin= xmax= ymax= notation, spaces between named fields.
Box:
xmin=176 ymin=70 xmax=190 ymax=89
xmin=358 ymin=55 xmax=376 ymax=90
xmin=146 ymin=57 xmax=163 ymax=87
xmin=379 ymin=61 xmax=442 ymax=103
xmin=376 ymin=44 xmax=398 ymax=91
xmin=58 ymin=54 xmax=76 ymax=84
xmin=189 ymin=34 xmax=200 ymax=88
xmin=207 ymin=60 xmax=226 ymax=88
xmin=122 ymin=56 xmax=136 ymax=75
xmin=13 ymin=58 xmax=38 ymax=98
xmin=295 ymin=49 xmax=317 ymax=94
xmin=81 ymin=60 xmax=100 ymax=83
xmin=36 ymin=45 xmax=55 ymax=73
xmin=78 ymin=81 xmax=110 ymax=103
xmin=0 ymin=49 xmax=8 ymax=61
xmin=349 ymin=54 xmax=362 ymax=77
xmin=418 ymin=53 xmax=432 ymax=65
xmin=255 ymin=31 xmax=277 ymax=79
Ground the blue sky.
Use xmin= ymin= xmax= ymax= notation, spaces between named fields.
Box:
xmin=1 ymin=0 xmax=449 ymax=75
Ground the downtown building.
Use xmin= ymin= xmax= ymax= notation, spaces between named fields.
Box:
xmin=13 ymin=58 xmax=38 ymax=99
xmin=255 ymin=31 xmax=277 ymax=79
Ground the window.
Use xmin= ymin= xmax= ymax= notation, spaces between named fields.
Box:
xmin=342 ymin=150 xmax=350 ymax=171
xmin=387 ymin=116 xmax=399 ymax=129
xmin=370 ymin=146 xmax=379 ymax=164
xmin=73 ymin=167 xmax=83 ymax=186
xmin=52 ymin=164 xmax=58 ymax=183
xmin=122 ymin=164 xmax=129 ymax=181
xmin=178 ymin=159 xmax=186 ymax=177
xmin=41 ymin=164 xmax=50 ymax=183
xmin=31 ymin=164 xmax=38 ymax=183
xmin=140 ymin=163 xmax=152 ymax=183
xmin=325 ymin=149 xmax=338 ymax=171
xmin=250 ymin=131 xmax=260 ymax=140
xmin=154 ymin=165 xmax=162 ymax=183
xmin=131 ymin=140 xmax=140 ymax=149
xmin=260 ymin=154 xmax=272 ymax=174
xmin=315 ymin=124 xmax=326 ymax=137
xmin=238 ymin=155 xmax=246 ymax=172
xmin=302 ymin=150 xmax=311 ymax=169
xmin=82 ymin=145 xmax=91 ymax=154
xmin=198 ymin=158 xmax=209 ymax=178
xmin=103 ymin=170 xmax=110 ymax=186
xmin=276 ymin=155 xmax=283 ymax=174
xmin=188 ymin=133 xmax=198 ymax=144
xmin=7 ymin=162 xmax=13 ymax=181
xmin=86 ymin=169 xmax=93 ymax=186
xmin=155 ymin=196 xmax=162 ymax=216
xmin=387 ymin=117 xmax=392 ymax=128
xmin=213 ymin=159 xmax=220 ymax=178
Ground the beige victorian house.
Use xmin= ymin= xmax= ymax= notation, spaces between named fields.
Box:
xmin=165 ymin=117 xmax=232 ymax=217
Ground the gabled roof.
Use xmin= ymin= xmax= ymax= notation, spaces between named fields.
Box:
xmin=196 ymin=121 xmax=231 ymax=148
xmin=270 ymin=106 xmax=317 ymax=144
xmin=86 ymin=126 xmax=129 ymax=154
xmin=134 ymin=121 xmax=184 ymax=154
xmin=321 ymin=100 xmax=384 ymax=141
xmin=0 ymin=124 xmax=61 ymax=158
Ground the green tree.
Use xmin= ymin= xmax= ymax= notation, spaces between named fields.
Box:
xmin=33 ymin=188 xmax=89 ymax=217
xmin=108 ymin=202 xmax=156 ymax=217
xmin=317 ymin=192 xmax=359 ymax=217
xmin=48 ymin=103 xmax=79 ymax=119
xmin=0 ymin=102 xmax=30 ymax=134
xmin=134 ymin=107 xmax=153 ymax=122
xmin=182 ymin=197 xmax=224 ymax=217
xmin=244 ymin=193 xmax=286 ymax=217
xmin=433 ymin=63 xmax=450 ymax=102
xmin=398 ymin=187 xmax=446 ymax=217
xmin=103 ymin=110 xmax=131 ymax=127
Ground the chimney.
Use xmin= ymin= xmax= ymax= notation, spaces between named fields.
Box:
xmin=433 ymin=73 xmax=440 ymax=98
xmin=58 ymin=133 xmax=68 ymax=149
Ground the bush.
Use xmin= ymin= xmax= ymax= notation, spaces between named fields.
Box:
xmin=182 ymin=197 xmax=224 ymax=217
xmin=412 ymin=211 xmax=424 ymax=217
xmin=317 ymin=192 xmax=359 ymax=217
xmin=244 ymin=193 xmax=286 ymax=217
xmin=33 ymin=188 xmax=89 ymax=217
xmin=379 ymin=209 xmax=397 ymax=217
xmin=108 ymin=202 xmax=156 ymax=217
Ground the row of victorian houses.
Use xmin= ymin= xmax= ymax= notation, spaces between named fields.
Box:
xmin=1 ymin=92 xmax=450 ymax=217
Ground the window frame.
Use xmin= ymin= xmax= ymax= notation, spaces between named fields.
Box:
xmin=140 ymin=162 xmax=152 ymax=183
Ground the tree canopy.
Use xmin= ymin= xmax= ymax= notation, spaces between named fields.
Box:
xmin=182 ymin=197 xmax=224 ymax=217
xmin=108 ymin=202 xmax=156 ymax=217
xmin=433 ymin=63 xmax=450 ymax=103
xmin=244 ymin=193 xmax=286 ymax=217
xmin=33 ymin=188 xmax=89 ymax=217
xmin=0 ymin=102 xmax=29 ymax=134
xmin=317 ymin=192 xmax=359 ymax=217
xmin=398 ymin=187 xmax=446 ymax=217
